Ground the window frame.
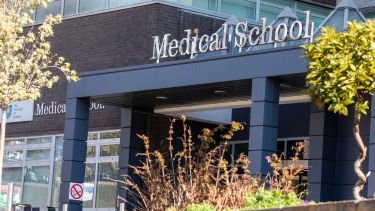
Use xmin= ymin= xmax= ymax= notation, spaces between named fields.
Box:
xmin=30 ymin=0 xmax=331 ymax=28
xmin=3 ymin=129 xmax=120 ymax=208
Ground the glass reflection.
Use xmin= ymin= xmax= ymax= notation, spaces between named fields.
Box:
xmin=27 ymin=137 xmax=52 ymax=145
xmin=4 ymin=150 xmax=23 ymax=162
xmin=100 ymin=145 xmax=119 ymax=157
xmin=96 ymin=162 xmax=118 ymax=208
xmin=5 ymin=139 xmax=24 ymax=146
xmin=100 ymin=131 xmax=121 ymax=139
xmin=83 ymin=163 xmax=96 ymax=208
xmin=23 ymin=166 xmax=50 ymax=207
xmin=1 ymin=168 xmax=23 ymax=207
xmin=26 ymin=149 xmax=50 ymax=161
xmin=51 ymin=136 xmax=64 ymax=207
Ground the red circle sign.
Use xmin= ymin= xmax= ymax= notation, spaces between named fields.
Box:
xmin=70 ymin=184 xmax=83 ymax=200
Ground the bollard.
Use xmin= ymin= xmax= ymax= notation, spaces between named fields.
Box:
xmin=62 ymin=204 xmax=68 ymax=211
xmin=15 ymin=204 xmax=31 ymax=211
xmin=6 ymin=183 xmax=14 ymax=211
xmin=119 ymin=203 xmax=125 ymax=211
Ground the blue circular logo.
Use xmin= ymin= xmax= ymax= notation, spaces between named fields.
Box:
xmin=6 ymin=105 xmax=12 ymax=119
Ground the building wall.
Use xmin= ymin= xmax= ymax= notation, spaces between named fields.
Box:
xmin=5 ymin=4 xmax=224 ymax=138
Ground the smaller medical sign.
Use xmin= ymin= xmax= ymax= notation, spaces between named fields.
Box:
xmin=0 ymin=100 xmax=34 ymax=123
xmin=69 ymin=183 xmax=84 ymax=201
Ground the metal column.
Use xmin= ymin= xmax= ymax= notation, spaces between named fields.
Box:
xmin=59 ymin=97 xmax=90 ymax=211
xmin=307 ymin=102 xmax=337 ymax=202
xmin=248 ymin=77 xmax=279 ymax=176
xmin=368 ymin=96 xmax=375 ymax=198
xmin=117 ymin=108 xmax=149 ymax=210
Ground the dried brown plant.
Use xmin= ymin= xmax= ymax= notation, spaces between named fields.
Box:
xmin=114 ymin=116 xmax=306 ymax=211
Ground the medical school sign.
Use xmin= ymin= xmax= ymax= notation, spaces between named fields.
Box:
xmin=151 ymin=11 xmax=314 ymax=63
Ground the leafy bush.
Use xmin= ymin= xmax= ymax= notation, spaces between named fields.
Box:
xmin=186 ymin=203 xmax=216 ymax=211
xmin=244 ymin=188 xmax=308 ymax=210
xmin=116 ymin=116 xmax=307 ymax=210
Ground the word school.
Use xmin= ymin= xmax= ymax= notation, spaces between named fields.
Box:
xmin=151 ymin=11 xmax=314 ymax=63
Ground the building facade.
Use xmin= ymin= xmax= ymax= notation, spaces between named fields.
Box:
xmin=1 ymin=0 xmax=375 ymax=210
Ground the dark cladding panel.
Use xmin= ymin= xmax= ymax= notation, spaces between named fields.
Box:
xmin=249 ymin=77 xmax=279 ymax=176
xmin=278 ymin=103 xmax=310 ymax=138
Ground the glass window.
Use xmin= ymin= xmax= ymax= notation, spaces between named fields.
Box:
xmin=51 ymin=136 xmax=64 ymax=207
xmin=88 ymin=132 xmax=99 ymax=141
xmin=27 ymin=137 xmax=52 ymax=145
xmin=277 ymin=141 xmax=285 ymax=157
xmin=260 ymin=4 xmax=283 ymax=23
xmin=1 ymin=168 xmax=23 ymax=206
xmin=297 ymin=12 xmax=325 ymax=27
xmin=286 ymin=140 xmax=305 ymax=160
xmin=223 ymin=144 xmax=233 ymax=165
xmin=100 ymin=131 xmax=121 ymax=139
xmin=64 ymin=0 xmax=78 ymax=16
xmin=23 ymin=166 xmax=50 ymax=207
xmin=109 ymin=0 xmax=138 ymax=8
xmin=221 ymin=0 xmax=256 ymax=20
xmin=4 ymin=150 xmax=23 ymax=162
xmin=179 ymin=0 xmax=217 ymax=11
xmin=296 ymin=2 xmax=330 ymax=17
xmin=5 ymin=138 xmax=24 ymax=146
xmin=96 ymin=162 xmax=118 ymax=208
xmin=21 ymin=7 xmax=35 ymax=19
xmin=87 ymin=146 xmax=96 ymax=158
xmin=83 ymin=163 xmax=96 ymax=208
xmin=35 ymin=0 xmax=62 ymax=21
xmin=26 ymin=149 xmax=50 ymax=161
xmin=79 ymin=0 xmax=107 ymax=13
xmin=262 ymin=0 xmax=294 ymax=8
xmin=234 ymin=143 xmax=248 ymax=160
xmin=364 ymin=11 xmax=375 ymax=20
xmin=100 ymin=145 xmax=119 ymax=157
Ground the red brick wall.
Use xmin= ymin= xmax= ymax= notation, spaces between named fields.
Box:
xmin=5 ymin=4 xmax=224 ymax=137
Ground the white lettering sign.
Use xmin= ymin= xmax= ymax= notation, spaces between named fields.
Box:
xmin=35 ymin=102 xmax=105 ymax=116
xmin=151 ymin=11 xmax=314 ymax=63
xmin=0 ymin=101 xmax=34 ymax=123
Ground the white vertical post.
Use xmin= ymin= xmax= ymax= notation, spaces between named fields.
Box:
xmin=6 ymin=183 xmax=14 ymax=211
xmin=63 ymin=204 xmax=68 ymax=211
xmin=119 ymin=203 xmax=125 ymax=211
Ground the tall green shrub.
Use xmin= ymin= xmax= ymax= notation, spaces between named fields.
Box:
xmin=303 ymin=20 xmax=375 ymax=200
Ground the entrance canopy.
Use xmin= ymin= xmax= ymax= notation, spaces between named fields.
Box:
xmin=68 ymin=46 xmax=307 ymax=111
xmin=68 ymin=0 xmax=367 ymax=111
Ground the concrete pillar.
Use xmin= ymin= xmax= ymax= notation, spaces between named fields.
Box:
xmin=368 ymin=96 xmax=375 ymax=198
xmin=249 ymin=77 xmax=279 ymax=176
xmin=59 ymin=98 xmax=90 ymax=211
xmin=117 ymin=108 xmax=149 ymax=209
xmin=307 ymin=103 xmax=337 ymax=202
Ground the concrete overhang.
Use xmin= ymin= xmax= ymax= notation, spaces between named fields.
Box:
xmin=67 ymin=45 xmax=308 ymax=109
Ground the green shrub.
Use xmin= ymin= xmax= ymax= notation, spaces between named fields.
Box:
xmin=186 ymin=203 xmax=216 ymax=211
xmin=244 ymin=188 xmax=311 ymax=210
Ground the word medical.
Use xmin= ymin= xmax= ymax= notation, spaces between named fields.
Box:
xmin=151 ymin=11 xmax=314 ymax=63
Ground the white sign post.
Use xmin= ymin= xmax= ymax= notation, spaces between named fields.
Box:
xmin=69 ymin=183 xmax=84 ymax=201
xmin=0 ymin=100 xmax=34 ymax=123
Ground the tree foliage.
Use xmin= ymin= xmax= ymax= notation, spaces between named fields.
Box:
xmin=0 ymin=0 xmax=78 ymax=108
xmin=0 ymin=0 xmax=78 ymax=191
xmin=303 ymin=20 xmax=375 ymax=116
xmin=303 ymin=20 xmax=375 ymax=200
